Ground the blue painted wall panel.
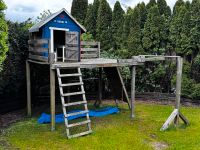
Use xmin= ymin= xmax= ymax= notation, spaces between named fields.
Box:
xmin=40 ymin=12 xmax=81 ymax=61
xmin=42 ymin=12 xmax=81 ymax=40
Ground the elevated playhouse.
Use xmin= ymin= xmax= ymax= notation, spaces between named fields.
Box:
xmin=27 ymin=8 xmax=189 ymax=138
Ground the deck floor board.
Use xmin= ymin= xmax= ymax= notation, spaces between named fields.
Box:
xmin=28 ymin=58 xmax=142 ymax=69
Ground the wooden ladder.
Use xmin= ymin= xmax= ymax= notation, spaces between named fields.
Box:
xmin=56 ymin=67 xmax=92 ymax=138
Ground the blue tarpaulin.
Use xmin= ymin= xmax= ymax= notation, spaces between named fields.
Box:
xmin=38 ymin=107 xmax=120 ymax=124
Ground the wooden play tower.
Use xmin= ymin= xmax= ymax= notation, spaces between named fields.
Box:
xmin=26 ymin=8 xmax=189 ymax=138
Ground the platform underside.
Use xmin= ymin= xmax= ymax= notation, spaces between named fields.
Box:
xmin=28 ymin=58 xmax=142 ymax=69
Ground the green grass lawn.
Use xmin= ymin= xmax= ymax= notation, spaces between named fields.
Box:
xmin=1 ymin=102 xmax=200 ymax=150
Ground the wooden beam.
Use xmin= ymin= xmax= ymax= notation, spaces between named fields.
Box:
xmin=98 ymin=67 xmax=102 ymax=105
xmin=26 ymin=61 xmax=31 ymax=117
xmin=175 ymin=57 xmax=183 ymax=109
xmin=131 ymin=66 xmax=136 ymax=118
xmin=175 ymin=57 xmax=183 ymax=125
xmin=28 ymin=39 xmax=48 ymax=46
xmin=94 ymin=67 xmax=102 ymax=107
xmin=81 ymin=54 xmax=98 ymax=59
xmin=29 ymin=54 xmax=48 ymax=62
xmin=116 ymin=67 xmax=131 ymax=109
xmin=160 ymin=109 xmax=179 ymax=131
xmin=29 ymin=47 xmax=48 ymax=52
xmin=144 ymin=56 xmax=165 ymax=61
xmin=81 ymin=48 xmax=99 ymax=52
xmin=27 ymin=59 xmax=49 ymax=65
xmin=50 ymin=68 xmax=56 ymax=131
xmin=81 ymin=41 xmax=99 ymax=46
xmin=160 ymin=57 xmax=189 ymax=131
xmin=98 ymin=42 xmax=101 ymax=58
xmin=179 ymin=112 xmax=189 ymax=125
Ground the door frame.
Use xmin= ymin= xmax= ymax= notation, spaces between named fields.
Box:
xmin=49 ymin=27 xmax=69 ymax=53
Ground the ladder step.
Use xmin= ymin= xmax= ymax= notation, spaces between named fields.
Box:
xmin=68 ymin=130 xmax=92 ymax=139
xmin=62 ymin=91 xmax=85 ymax=97
xmin=58 ymin=73 xmax=82 ymax=77
xmin=68 ymin=120 xmax=91 ymax=128
xmin=66 ymin=110 xmax=89 ymax=117
xmin=60 ymin=82 xmax=83 ymax=87
xmin=64 ymin=101 xmax=87 ymax=107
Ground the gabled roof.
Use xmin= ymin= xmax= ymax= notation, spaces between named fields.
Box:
xmin=29 ymin=8 xmax=86 ymax=33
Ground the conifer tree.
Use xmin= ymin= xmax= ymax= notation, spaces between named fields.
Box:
xmin=137 ymin=2 xmax=147 ymax=29
xmin=127 ymin=6 xmax=144 ymax=55
xmin=92 ymin=0 xmax=100 ymax=38
xmin=185 ymin=0 xmax=191 ymax=10
xmin=111 ymin=1 xmax=124 ymax=50
xmin=180 ymin=6 xmax=192 ymax=60
xmin=84 ymin=4 xmax=94 ymax=32
xmin=84 ymin=0 xmax=99 ymax=37
xmin=173 ymin=0 xmax=185 ymax=15
xmin=146 ymin=0 xmax=156 ymax=11
xmin=142 ymin=5 xmax=166 ymax=54
xmin=122 ymin=8 xmax=132 ymax=48
xmin=0 ymin=0 xmax=8 ymax=71
xmin=71 ymin=0 xmax=88 ymax=24
xmin=189 ymin=0 xmax=200 ymax=59
xmin=96 ymin=0 xmax=112 ymax=50
xmin=169 ymin=1 xmax=187 ymax=55
xmin=157 ymin=0 xmax=171 ymax=17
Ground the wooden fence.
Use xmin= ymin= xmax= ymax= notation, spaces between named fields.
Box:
xmin=81 ymin=41 xmax=100 ymax=59
xmin=135 ymin=92 xmax=176 ymax=101
xmin=28 ymin=39 xmax=49 ymax=62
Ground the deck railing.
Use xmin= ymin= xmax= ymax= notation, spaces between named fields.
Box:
xmin=28 ymin=39 xmax=49 ymax=62
xmin=28 ymin=40 xmax=101 ymax=63
xmin=81 ymin=41 xmax=100 ymax=59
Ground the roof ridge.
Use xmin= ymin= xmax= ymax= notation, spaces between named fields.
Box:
xmin=29 ymin=8 xmax=86 ymax=33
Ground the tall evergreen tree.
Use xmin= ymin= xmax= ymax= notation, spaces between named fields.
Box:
xmin=142 ymin=5 xmax=166 ymax=54
xmin=0 ymin=0 xmax=8 ymax=71
xmin=122 ymin=8 xmax=132 ymax=48
xmin=157 ymin=0 xmax=171 ymax=17
xmin=169 ymin=2 xmax=187 ymax=56
xmin=136 ymin=2 xmax=147 ymax=29
xmin=173 ymin=0 xmax=185 ymax=15
xmin=84 ymin=4 xmax=94 ymax=33
xmin=189 ymin=0 xmax=200 ymax=59
xmin=71 ymin=0 xmax=88 ymax=24
xmin=185 ymin=1 xmax=191 ymax=9
xmin=84 ymin=0 xmax=99 ymax=37
xmin=96 ymin=0 xmax=112 ymax=50
xmin=180 ymin=6 xmax=192 ymax=60
xmin=93 ymin=0 xmax=100 ymax=20
xmin=127 ymin=6 xmax=144 ymax=55
xmin=111 ymin=1 xmax=124 ymax=50
xmin=146 ymin=0 xmax=156 ymax=11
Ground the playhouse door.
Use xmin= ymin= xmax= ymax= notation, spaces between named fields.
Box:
xmin=65 ymin=31 xmax=79 ymax=61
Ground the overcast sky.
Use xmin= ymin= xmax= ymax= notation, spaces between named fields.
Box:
xmin=4 ymin=0 xmax=178 ymax=22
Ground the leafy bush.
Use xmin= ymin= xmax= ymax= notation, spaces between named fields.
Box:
xmin=81 ymin=33 xmax=94 ymax=41
xmin=0 ymin=0 xmax=8 ymax=72
xmin=181 ymin=75 xmax=195 ymax=98
xmin=172 ymin=75 xmax=195 ymax=99
xmin=191 ymin=83 xmax=200 ymax=100
xmin=0 ymin=20 xmax=32 ymax=96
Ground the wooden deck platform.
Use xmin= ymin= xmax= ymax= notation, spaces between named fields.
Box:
xmin=28 ymin=58 xmax=142 ymax=69
xmin=52 ymin=58 xmax=142 ymax=69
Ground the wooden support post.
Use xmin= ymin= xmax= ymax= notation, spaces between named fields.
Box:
xmin=98 ymin=67 xmax=102 ymax=105
xmin=94 ymin=67 xmax=102 ymax=107
xmin=26 ymin=61 xmax=31 ymax=117
xmin=160 ymin=57 xmax=189 ymax=131
xmin=50 ymin=68 xmax=56 ymax=131
xmin=174 ymin=57 xmax=183 ymax=125
xmin=131 ymin=66 xmax=136 ymax=118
